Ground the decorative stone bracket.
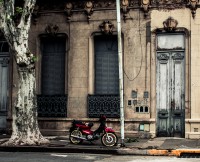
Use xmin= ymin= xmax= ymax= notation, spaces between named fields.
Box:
xmin=45 ymin=24 xmax=59 ymax=35
xmin=163 ymin=17 xmax=178 ymax=32
xmin=141 ymin=0 xmax=150 ymax=17
xmin=121 ymin=0 xmax=130 ymax=22
xmin=84 ymin=1 xmax=94 ymax=22
xmin=99 ymin=21 xmax=114 ymax=35
xmin=188 ymin=0 xmax=199 ymax=18
xmin=65 ymin=2 xmax=73 ymax=21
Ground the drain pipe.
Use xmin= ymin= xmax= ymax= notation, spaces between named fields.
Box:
xmin=116 ymin=0 xmax=125 ymax=147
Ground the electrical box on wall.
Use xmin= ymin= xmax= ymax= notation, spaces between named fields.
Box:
xmin=143 ymin=91 xmax=149 ymax=98
xmin=133 ymin=100 xmax=137 ymax=105
xmin=139 ymin=123 xmax=150 ymax=132
xmin=132 ymin=90 xmax=137 ymax=98
xmin=128 ymin=100 xmax=132 ymax=106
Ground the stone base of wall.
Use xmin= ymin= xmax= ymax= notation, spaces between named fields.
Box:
xmin=185 ymin=132 xmax=200 ymax=139
xmin=38 ymin=118 xmax=156 ymax=138
xmin=185 ymin=119 xmax=200 ymax=139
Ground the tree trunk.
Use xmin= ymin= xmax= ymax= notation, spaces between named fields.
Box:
xmin=0 ymin=0 xmax=48 ymax=146
xmin=3 ymin=59 xmax=49 ymax=146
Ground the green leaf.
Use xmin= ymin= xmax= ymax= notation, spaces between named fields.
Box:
xmin=15 ymin=7 xmax=23 ymax=14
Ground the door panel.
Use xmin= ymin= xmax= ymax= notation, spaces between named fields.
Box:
xmin=0 ymin=57 xmax=9 ymax=129
xmin=156 ymin=52 xmax=185 ymax=137
xmin=157 ymin=53 xmax=170 ymax=111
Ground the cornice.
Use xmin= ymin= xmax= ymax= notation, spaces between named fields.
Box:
xmin=32 ymin=0 xmax=199 ymax=24
xmin=36 ymin=0 xmax=189 ymax=10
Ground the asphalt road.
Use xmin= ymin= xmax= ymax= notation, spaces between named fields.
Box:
xmin=0 ymin=152 xmax=200 ymax=162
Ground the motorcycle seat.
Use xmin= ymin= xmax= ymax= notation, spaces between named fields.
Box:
xmin=87 ymin=122 xmax=93 ymax=127
xmin=72 ymin=120 xmax=84 ymax=125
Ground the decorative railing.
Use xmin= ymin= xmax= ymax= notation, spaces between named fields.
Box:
xmin=37 ymin=95 xmax=67 ymax=117
xmin=88 ymin=94 xmax=120 ymax=118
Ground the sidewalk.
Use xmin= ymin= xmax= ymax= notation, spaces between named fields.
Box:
xmin=0 ymin=135 xmax=200 ymax=157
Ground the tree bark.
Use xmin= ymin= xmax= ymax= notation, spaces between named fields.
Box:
xmin=3 ymin=56 xmax=49 ymax=146
xmin=0 ymin=0 xmax=49 ymax=146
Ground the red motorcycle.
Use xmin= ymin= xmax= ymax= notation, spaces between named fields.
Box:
xmin=69 ymin=115 xmax=118 ymax=146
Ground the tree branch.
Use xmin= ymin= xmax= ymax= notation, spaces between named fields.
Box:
xmin=18 ymin=0 xmax=36 ymax=33
xmin=0 ymin=0 xmax=16 ymax=47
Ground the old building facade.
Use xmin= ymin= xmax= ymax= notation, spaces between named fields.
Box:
xmin=1 ymin=0 xmax=200 ymax=139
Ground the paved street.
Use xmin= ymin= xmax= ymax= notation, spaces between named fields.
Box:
xmin=0 ymin=152 xmax=200 ymax=162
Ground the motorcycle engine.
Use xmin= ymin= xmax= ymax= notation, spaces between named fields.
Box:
xmin=86 ymin=135 xmax=93 ymax=140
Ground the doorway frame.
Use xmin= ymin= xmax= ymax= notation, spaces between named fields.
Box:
xmin=150 ymin=28 xmax=191 ymax=137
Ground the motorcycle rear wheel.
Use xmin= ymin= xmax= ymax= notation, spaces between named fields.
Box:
xmin=101 ymin=133 xmax=118 ymax=147
xmin=69 ymin=129 xmax=83 ymax=144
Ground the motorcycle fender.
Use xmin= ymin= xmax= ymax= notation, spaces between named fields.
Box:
xmin=105 ymin=127 xmax=115 ymax=133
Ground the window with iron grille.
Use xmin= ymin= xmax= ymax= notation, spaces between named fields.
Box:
xmin=38 ymin=36 xmax=67 ymax=117
xmin=88 ymin=35 xmax=120 ymax=118
xmin=41 ymin=37 xmax=66 ymax=95
xmin=94 ymin=35 xmax=119 ymax=95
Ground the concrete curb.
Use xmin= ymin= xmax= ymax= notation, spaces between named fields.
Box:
xmin=147 ymin=149 xmax=200 ymax=156
xmin=0 ymin=146 xmax=118 ymax=154
xmin=117 ymin=148 xmax=200 ymax=156
xmin=1 ymin=145 xmax=200 ymax=157
xmin=117 ymin=148 xmax=148 ymax=155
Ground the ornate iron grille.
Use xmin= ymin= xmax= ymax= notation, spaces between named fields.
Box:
xmin=88 ymin=94 xmax=120 ymax=118
xmin=37 ymin=95 xmax=67 ymax=117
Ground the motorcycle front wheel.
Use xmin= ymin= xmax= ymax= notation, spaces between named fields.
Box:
xmin=101 ymin=133 xmax=118 ymax=147
xmin=69 ymin=129 xmax=83 ymax=144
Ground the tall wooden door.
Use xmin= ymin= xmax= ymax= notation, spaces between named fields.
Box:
xmin=156 ymin=34 xmax=185 ymax=137
xmin=0 ymin=41 xmax=9 ymax=130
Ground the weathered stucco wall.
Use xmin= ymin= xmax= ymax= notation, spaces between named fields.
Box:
xmin=15 ymin=5 xmax=200 ymax=138
xmin=187 ymin=9 xmax=200 ymax=139
xmin=26 ymin=9 xmax=153 ymax=136
xmin=151 ymin=8 xmax=200 ymax=138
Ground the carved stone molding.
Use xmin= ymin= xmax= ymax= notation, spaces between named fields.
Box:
xmin=152 ymin=0 xmax=184 ymax=4
xmin=0 ymin=58 xmax=9 ymax=67
xmin=172 ymin=53 xmax=184 ymax=60
xmin=65 ymin=2 xmax=73 ymax=21
xmin=84 ymin=1 xmax=94 ymax=22
xmin=34 ymin=0 xmax=192 ymax=23
xmin=187 ymin=0 xmax=199 ymax=18
xmin=99 ymin=21 xmax=114 ymax=34
xmin=163 ymin=17 xmax=178 ymax=31
xmin=157 ymin=53 xmax=170 ymax=60
xmin=36 ymin=0 xmax=188 ymax=11
xmin=45 ymin=24 xmax=59 ymax=35
xmin=141 ymin=0 xmax=150 ymax=17
xmin=121 ymin=0 xmax=130 ymax=22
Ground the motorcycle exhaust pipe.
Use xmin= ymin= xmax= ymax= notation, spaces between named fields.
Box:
xmin=70 ymin=135 xmax=86 ymax=140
